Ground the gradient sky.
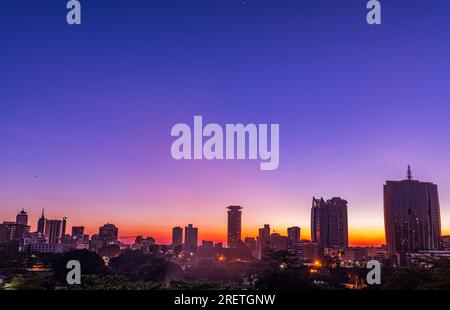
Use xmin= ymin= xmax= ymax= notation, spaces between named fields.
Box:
xmin=1 ymin=0 xmax=450 ymax=246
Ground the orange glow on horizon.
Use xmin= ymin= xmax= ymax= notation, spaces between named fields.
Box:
xmin=23 ymin=213 xmax=448 ymax=246
xmin=114 ymin=226 xmax=388 ymax=246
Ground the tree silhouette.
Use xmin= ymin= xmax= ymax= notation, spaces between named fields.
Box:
xmin=53 ymin=249 xmax=105 ymax=283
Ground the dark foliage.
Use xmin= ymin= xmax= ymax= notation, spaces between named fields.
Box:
xmin=109 ymin=250 xmax=182 ymax=282
xmin=53 ymin=249 xmax=105 ymax=282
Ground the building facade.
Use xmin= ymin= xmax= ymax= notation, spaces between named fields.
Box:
xmin=184 ymin=224 xmax=198 ymax=252
xmin=172 ymin=226 xmax=183 ymax=247
xmin=442 ymin=235 xmax=450 ymax=251
xmin=384 ymin=167 xmax=441 ymax=254
xmin=16 ymin=209 xmax=28 ymax=226
xmin=257 ymin=224 xmax=271 ymax=259
xmin=44 ymin=220 xmax=63 ymax=244
xmin=98 ymin=223 xmax=119 ymax=247
xmin=287 ymin=226 xmax=301 ymax=244
xmin=0 ymin=221 xmax=30 ymax=243
xmin=71 ymin=226 xmax=85 ymax=239
xmin=227 ymin=206 xmax=242 ymax=248
xmin=37 ymin=209 xmax=46 ymax=234
xmin=311 ymin=197 xmax=349 ymax=251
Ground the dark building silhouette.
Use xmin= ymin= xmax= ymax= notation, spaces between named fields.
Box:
xmin=287 ymin=226 xmax=301 ymax=244
xmin=172 ymin=226 xmax=183 ymax=247
xmin=258 ymin=224 xmax=270 ymax=245
xmin=311 ymin=197 xmax=349 ymax=251
xmin=62 ymin=217 xmax=67 ymax=237
xmin=37 ymin=209 xmax=46 ymax=234
xmin=270 ymin=233 xmax=288 ymax=251
xmin=442 ymin=235 xmax=450 ymax=251
xmin=384 ymin=166 xmax=441 ymax=254
xmin=244 ymin=237 xmax=257 ymax=253
xmin=16 ymin=209 xmax=28 ymax=226
xmin=0 ymin=221 xmax=30 ymax=243
xmin=227 ymin=206 xmax=242 ymax=248
xmin=300 ymin=241 xmax=320 ymax=262
xmin=257 ymin=224 xmax=271 ymax=258
xmin=71 ymin=226 xmax=85 ymax=239
xmin=184 ymin=224 xmax=198 ymax=252
xmin=134 ymin=235 xmax=155 ymax=251
xmin=44 ymin=219 xmax=63 ymax=244
xmin=201 ymin=240 xmax=214 ymax=249
xmin=98 ymin=223 xmax=118 ymax=247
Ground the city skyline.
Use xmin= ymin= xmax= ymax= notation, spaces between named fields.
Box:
xmin=1 ymin=167 xmax=449 ymax=246
xmin=2 ymin=1 xmax=450 ymax=247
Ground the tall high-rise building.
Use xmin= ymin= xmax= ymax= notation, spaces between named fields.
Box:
xmin=37 ymin=209 xmax=46 ymax=234
xmin=172 ymin=226 xmax=183 ymax=247
xmin=16 ymin=209 xmax=28 ymax=226
xmin=257 ymin=224 xmax=271 ymax=258
xmin=227 ymin=206 xmax=242 ymax=248
xmin=311 ymin=197 xmax=349 ymax=250
xmin=98 ymin=223 xmax=118 ymax=247
xmin=287 ymin=226 xmax=301 ymax=244
xmin=184 ymin=224 xmax=198 ymax=252
xmin=62 ymin=217 xmax=67 ymax=237
xmin=384 ymin=166 xmax=441 ymax=254
xmin=44 ymin=220 xmax=63 ymax=244
xmin=258 ymin=224 xmax=270 ymax=246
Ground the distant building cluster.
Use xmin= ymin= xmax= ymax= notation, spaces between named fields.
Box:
xmin=1 ymin=166 xmax=450 ymax=269
xmin=0 ymin=208 xmax=121 ymax=256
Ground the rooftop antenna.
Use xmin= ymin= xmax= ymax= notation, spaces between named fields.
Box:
xmin=407 ymin=165 xmax=413 ymax=180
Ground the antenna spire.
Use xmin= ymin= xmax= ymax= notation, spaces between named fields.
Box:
xmin=41 ymin=208 xmax=45 ymax=218
xmin=407 ymin=165 xmax=412 ymax=180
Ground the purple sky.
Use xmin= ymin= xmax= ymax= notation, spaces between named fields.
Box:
xmin=1 ymin=0 xmax=450 ymax=244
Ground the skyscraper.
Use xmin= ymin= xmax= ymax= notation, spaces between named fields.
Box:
xmin=287 ymin=226 xmax=301 ymax=244
xmin=384 ymin=166 xmax=441 ymax=254
xmin=257 ymin=224 xmax=270 ymax=258
xmin=258 ymin=224 xmax=270 ymax=246
xmin=184 ymin=224 xmax=198 ymax=252
xmin=227 ymin=206 xmax=242 ymax=248
xmin=16 ymin=209 xmax=28 ymax=226
xmin=311 ymin=197 xmax=349 ymax=251
xmin=44 ymin=220 xmax=63 ymax=244
xmin=37 ymin=209 xmax=46 ymax=234
xmin=172 ymin=226 xmax=183 ymax=247
xmin=62 ymin=217 xmax=67 ymax=237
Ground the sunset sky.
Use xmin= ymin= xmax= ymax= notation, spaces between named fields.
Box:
xmin=1 ymin=0 xmax=450 ymax=246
